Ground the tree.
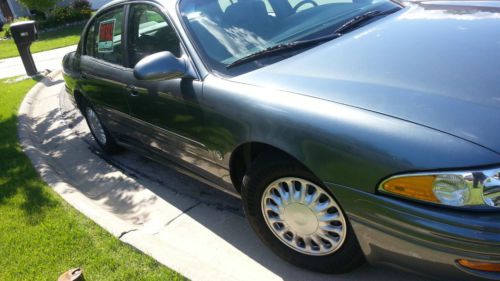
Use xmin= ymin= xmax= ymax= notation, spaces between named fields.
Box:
xmin=17 ymin=0 xmax=61 ymax=15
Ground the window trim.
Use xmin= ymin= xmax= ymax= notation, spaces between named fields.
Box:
xmin=123 ymin=4 xmax=131 ymax=68
xmin=83 ymin=18 xmax=95 ymax=56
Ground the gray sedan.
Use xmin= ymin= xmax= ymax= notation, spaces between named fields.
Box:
xmin=62 ymin=0 xmax=500 ymax=280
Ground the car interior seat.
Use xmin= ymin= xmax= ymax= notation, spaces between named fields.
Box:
xmin=222 ymin=0 xmax=275 ymax=39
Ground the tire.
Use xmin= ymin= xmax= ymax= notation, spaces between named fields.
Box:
xmin=241 ymin=152 xmax=364 ymax=273
xmin=82 ymin=102 xmax=121 ymax=154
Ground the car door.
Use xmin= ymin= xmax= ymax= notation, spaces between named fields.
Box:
xmin=121 ymin=3 xmax=226 ymax=184
xmin=79 ymin=5 xmax=133 ymax=140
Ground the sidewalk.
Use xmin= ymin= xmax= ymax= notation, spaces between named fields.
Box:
xmin=0 ymin=45 xmax=76 ymax=79
xmin=17 ymin=70 xmax=425 ymax=281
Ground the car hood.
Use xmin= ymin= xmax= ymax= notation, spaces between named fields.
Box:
xmin=232 ymin=1 xmax=500 ymax=155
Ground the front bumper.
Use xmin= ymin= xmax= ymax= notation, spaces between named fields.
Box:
xmin=326 ymin=182 xmax=500 ymax=281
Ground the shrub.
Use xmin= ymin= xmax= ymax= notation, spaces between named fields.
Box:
xmin=38 ymin=1 xmax=92 ymax=30
xmin=17 ymin=0 xmax=60 ymax=16
xmin=2 ymin=24 xmax=10 ymax=38
xmin=71 ymin=0 xmax=93 ymax=21
xmin=1 ymin=0 xmax=92 ymax=35
xmin=72 ymin=0 xmax=91 ymax=11
xmin=31 ymin=10 xmax=47 ymax=22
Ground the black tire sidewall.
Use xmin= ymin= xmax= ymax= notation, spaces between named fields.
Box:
xmin=83 ymin=103 xmax=120 ymax=154
xmin=242 ymin=156 xmax=364 ymax=273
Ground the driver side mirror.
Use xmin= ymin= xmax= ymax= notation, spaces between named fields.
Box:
xmin=133 ymin=51 xmax=190 ymax=81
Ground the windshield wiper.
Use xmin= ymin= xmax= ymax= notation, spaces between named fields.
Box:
xmin=226 ymin=33 xmax=341 ymax=69
xmin=226 ymin=7 xmax=400 ymax=69
xmin=334 ymin=7 xmax=401 ymax=34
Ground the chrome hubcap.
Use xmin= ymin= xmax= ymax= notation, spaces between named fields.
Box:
xmin=261 ymin=177 xmax=347 ymax=256
xmin=86 ymin=107 xmax=107 ymax=145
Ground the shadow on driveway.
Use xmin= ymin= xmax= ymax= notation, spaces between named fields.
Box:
xmin=19 ymin=76 xmax=426 ymax=281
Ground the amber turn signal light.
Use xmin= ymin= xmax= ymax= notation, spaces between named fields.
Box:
xmin=381 ymin=175 xmax=439 ymax=203
xmin=457 ymin=259 xmax=500 ymax=272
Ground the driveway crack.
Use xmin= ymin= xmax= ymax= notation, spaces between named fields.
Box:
xmin=163 ymin=202 xmax=202 ymax=228
xmin=118 ymin=229 xmax=138 ymax=239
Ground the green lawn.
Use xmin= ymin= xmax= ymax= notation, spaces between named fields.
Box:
xmin=0 ymin=24 xmax=83 ymax=59
xmin=0 ymin=77 xmax=185 ymax=281
xmin=0 ymin=24 xmax=8 ymax=38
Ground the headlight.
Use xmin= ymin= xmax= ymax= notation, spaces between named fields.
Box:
xmin=379 ymin=167 xmax=500 ymax=208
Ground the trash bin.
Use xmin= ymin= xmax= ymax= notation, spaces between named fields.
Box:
xmin=9 ymin=20 xmax=38 ymax=76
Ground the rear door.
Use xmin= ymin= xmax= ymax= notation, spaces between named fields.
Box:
xmin=79 ymin=6 xmax=133 ymax=140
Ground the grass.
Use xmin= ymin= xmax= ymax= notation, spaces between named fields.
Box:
xmin=0 ymin=77 xmax=186 ymax=281
xmin=0 ymin=24 xmax=83 ymax=59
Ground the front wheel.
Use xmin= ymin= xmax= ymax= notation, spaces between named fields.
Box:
xmin=242 ymin=154 xmax=364 ymax=273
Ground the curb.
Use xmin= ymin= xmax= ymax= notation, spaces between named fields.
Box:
xmin=16 ymin=70 xmax=240 ymax=281
xmin=17 ymin=69 xmax=135 ymax=237
xmin=16 ymin=70 xmax=422 ymax=281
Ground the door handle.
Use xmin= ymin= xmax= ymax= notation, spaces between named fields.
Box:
xmin=126 ymin=85 xmax=140 ymax=97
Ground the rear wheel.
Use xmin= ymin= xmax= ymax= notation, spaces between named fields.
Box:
xmin=242 ymin=153 xmax=364 ymax=273
xmin=83 ymin=103 xmax=121 ymax=154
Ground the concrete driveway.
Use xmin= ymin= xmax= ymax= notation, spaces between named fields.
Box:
xmin=0 ymin=45 xmax=77 ymax=79
xmin=18 ymin=71 xmax=426 ymax=281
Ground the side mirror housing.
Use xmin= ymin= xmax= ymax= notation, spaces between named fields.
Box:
xmin=133 ymin=51 xmax=189 ymax=81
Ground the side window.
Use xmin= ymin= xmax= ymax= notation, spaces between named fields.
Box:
xmin=93 ymin=7 xmax=124 ymax=65
xmin=128 ymin=4 xmax=181 ymax=67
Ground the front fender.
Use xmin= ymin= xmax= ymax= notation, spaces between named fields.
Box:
xmin=203 ymin=76 xmax=500 ymax=193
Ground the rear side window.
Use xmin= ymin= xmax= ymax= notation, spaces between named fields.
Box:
xmin=92 ymin=7 xmax=124 ymax=65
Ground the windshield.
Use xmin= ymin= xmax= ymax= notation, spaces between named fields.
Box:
xmin=179 ymin=0 xmax=400 ymax=75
